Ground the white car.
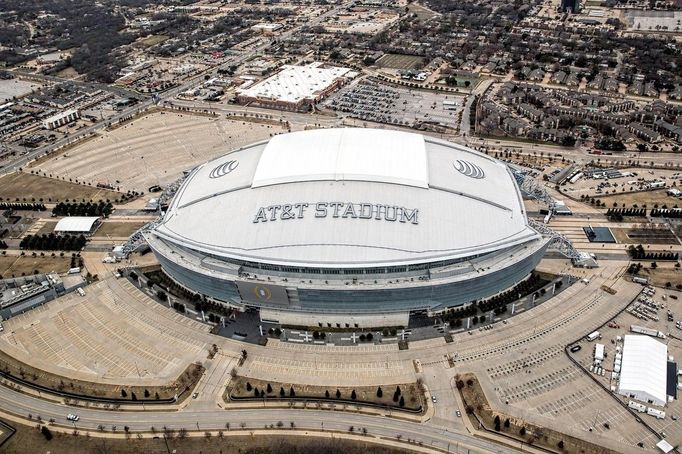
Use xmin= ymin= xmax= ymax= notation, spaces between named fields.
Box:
xmin=431 ymin=395 xmax=437 ymax=403
xmin=66 ymin=414 xmax=79 ymax=421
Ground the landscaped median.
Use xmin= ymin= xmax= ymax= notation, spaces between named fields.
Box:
xmin=0 ymin=415 xmax=423 ymax=454
xmin=225 ymin=376 xmax=424 ymax=415
xmin=456 ymin=373 xmax=620 ymax=454
xmin=0 ymin=348 xmax=203 ymax=405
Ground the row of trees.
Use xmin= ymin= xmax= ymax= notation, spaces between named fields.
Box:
xmin=481 ymin=273 xmax=551 ymax=313
xmin=244 ymin=383 xmax=406 ymax=406
xmin=491 ymin=414 xmax=557 ymax=447
xmin=265 ymin=326 xmax=400 ymax=340
xmin=146 ymin=272 xmax=202 ymax=304
xmin=441 ymin=273 xmax=552 ymax=326
xmin=52 ymin=201 xmax=113 ymax=217
xmin=627 ymin=245 xmax=679 ymax=261
xmin=0 ymin=202 xmax=47 ymax=211
xmin=650 ymin=209 xmax=682 ymax=218
xmin=120 ymin=388 xmax=159 ymax=400
xmin=70 ymin=253 xmax=84 ymax=269
xmin=19 ymin=234 xmax=87 ymax=251
xmin=448 ymin=312 xmax=501 ymax=329
xmin=580 ymin=196 xmax=607 ymax=208
xmin=606 ymin=207 xmax=647 ymax=218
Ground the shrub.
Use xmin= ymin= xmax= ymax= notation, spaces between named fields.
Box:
xmin=41 ymin=426 xmax=53 ymax=440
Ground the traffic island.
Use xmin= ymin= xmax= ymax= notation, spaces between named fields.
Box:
xmin=225 ymin=376 xmax=423 ymax=414
xmin=456 ymin=373 xmax=620 ymax=454
xmin=0 ymin=348 xmax=204 ymax=404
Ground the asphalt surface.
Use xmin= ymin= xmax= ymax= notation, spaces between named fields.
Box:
xmin=0 ymin=384 xmax=519 ymax=453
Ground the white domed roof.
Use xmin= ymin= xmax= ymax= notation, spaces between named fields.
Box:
xmin=152 ymin=129 xmax=539 ymax=268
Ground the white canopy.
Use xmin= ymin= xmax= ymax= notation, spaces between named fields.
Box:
xmin=618 ymin=335 xmax=668 ymax=407
xmin=54 ymin=217 xmax=99 ymax=233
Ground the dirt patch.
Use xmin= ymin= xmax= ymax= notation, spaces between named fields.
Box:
xmin=610 ymin=227 xmax=680 ymax=245
xmin=0 ymin=172 xmax=121 ymax=203
xmin=93 ymin=221 xmax=148 ymax=238
xmin=376 ymin=54 xmax=425 ymax=70
xmin=227 ymin=376 xmax=423 ymax=412
xmin=500 ymin=152 xmax=567 ymax=171
xmin=54 ymin=66 xmax=81 ymax=79
xmin=0 ymin=419 xmax=408 ymax=454
xmin=405 ymin=3 xmax=440 ymax=20
xmin=0 ymin=255 xmax=71 ymax=277
xmin=634 ymin=267 xmax=682 ymax=288
xmin=0 ymin=345 xmax=203 ymax=402
xmin=138 ymin=34 xmax=169 ymax=47
xmin=457 ymin=373 xmax=619 ymax=454
xmin=599 ymin=189 xmax=679 ymax=208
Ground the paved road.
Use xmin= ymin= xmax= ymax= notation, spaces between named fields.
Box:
xmin=460 ymin=79 xmax=494 ymax=137
xmin=168 ymin=99 xmax=343 ymax=129
xmin=0 ymin=384 xmax=518 ymax=454
xmin=465 ymin=136 xmax=682 ymax=167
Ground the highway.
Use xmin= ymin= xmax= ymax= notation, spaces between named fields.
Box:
xmin=0 ymin=384 xmax=519 ymax=454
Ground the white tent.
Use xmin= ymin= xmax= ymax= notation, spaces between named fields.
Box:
xmin=54 ymin=217 xmax=100 ymax=234
xmin=618 ymin=335 xmax=668 ymax=407
xmin=656 ymin=439 xmax=674 ymax=454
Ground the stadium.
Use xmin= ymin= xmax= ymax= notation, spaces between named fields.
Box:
xmin=145 ymin=128 xmax=550 ymax=327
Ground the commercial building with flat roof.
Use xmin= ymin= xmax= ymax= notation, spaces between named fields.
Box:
xmin=236 ymin=62 xmax=350 ymax=111
xmin=43 ymin=109 xmax=80 ymax=130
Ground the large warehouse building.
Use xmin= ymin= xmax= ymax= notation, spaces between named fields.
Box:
xmin=146 ymin=128 xmax=549 ymax=327
xmin=236 ymin=62 xmax=351 ymax=111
